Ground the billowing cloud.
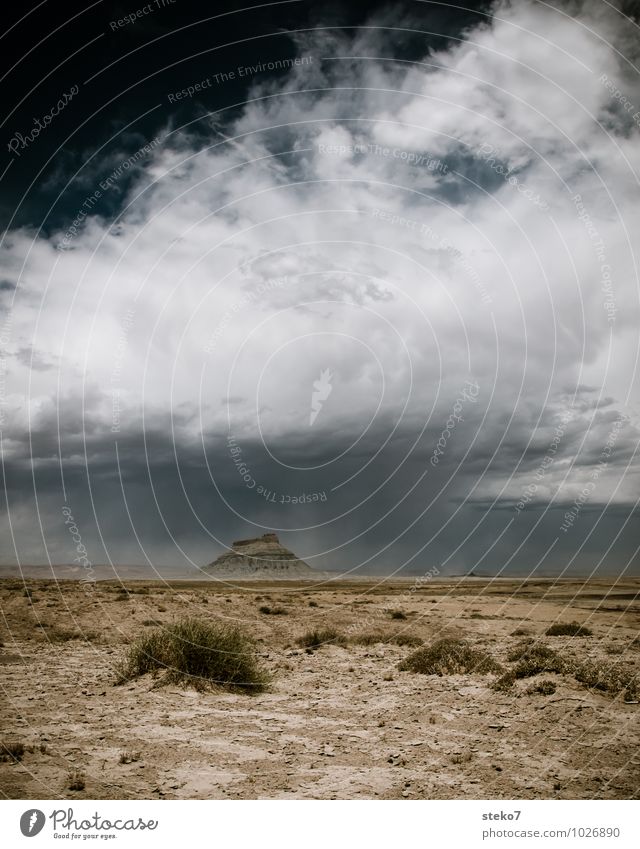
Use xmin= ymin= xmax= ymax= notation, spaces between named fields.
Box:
xmin=1 ymin=0 xmax=638 ymax=575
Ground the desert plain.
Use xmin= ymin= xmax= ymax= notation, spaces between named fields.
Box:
xmin=0 ymin=575 xmax=639 ymax=800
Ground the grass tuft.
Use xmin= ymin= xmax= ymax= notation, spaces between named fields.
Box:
xmin=258 ymin=605 xmax=288 ymax=616
xmin=389 ymin=610 xmax=407 ymax=620
xmin=296 ymin=628 xmax=347 ymax=649
xmin=115 ymin=617 xmax=269 ymax=693
xmin=67 ymin=769 xmax=86 ymax=791
xmin=0 ymin=740 xmax=25 ymax=762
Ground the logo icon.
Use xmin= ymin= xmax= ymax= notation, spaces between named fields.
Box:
xmin=309 ymin=368 xmax=333 ymax=426
xmin=20 ymin=809 xmax=45 ymax=837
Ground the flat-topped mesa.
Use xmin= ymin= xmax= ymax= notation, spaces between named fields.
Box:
xmin=205 ymin=531 xmax=316 ymax=579
xmin=231 ymin=532 xmax=280 ymax=549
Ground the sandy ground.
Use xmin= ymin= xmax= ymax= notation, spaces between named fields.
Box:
xmin=1 ymin=576 xmax=639 ymax=800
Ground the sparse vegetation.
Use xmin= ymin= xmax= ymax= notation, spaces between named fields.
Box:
xmin=0 ymin=740 xmax=25 ymax=762
xmin=308 ymin=600 xmax=319 ymax=608
xmin=349 ymin=632 xmax=423 ymax=647
xmin=545 ymin=622 xmax=593 ymax=637
xmin=398 ymin=638 xmax=502 ymax=676
xmin=501 ymin=640 xmax=637 ymax=699
xmin=511 ymin=628 xmax=531 ymax=636
xmin=67 ymin=769 xmax=86 ymax=791
xmin=119 ymin=751 xmax=141 ymax=764
xmin=115 ymin=617 xmax=269 ymax=693
xmin=350 ymin=632 xmax=386 ymax=646
xmin=296 ymin=628 xmax=347 ymax=649
xmin=389 ymin=634 xmax=423 ymax=647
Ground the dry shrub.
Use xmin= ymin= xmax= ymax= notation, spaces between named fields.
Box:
xmin=573 ymin=659 xmax=638 ymax=700
xmin=545 ymin=622 xmax=593 ymax=637
xmin=507 ymin=641 xmax=567 ymax=677
xmin=526 ymin=679 xmax=557 ymax=696
xmin=398 ymin=638 xmax=502 ymax=676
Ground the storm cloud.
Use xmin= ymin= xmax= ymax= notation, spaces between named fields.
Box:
xmin=1 ymin=0 xmax=638 ymax=576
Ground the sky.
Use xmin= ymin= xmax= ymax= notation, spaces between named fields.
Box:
xmin=1 ymin=0 xmax=639 ymax=577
